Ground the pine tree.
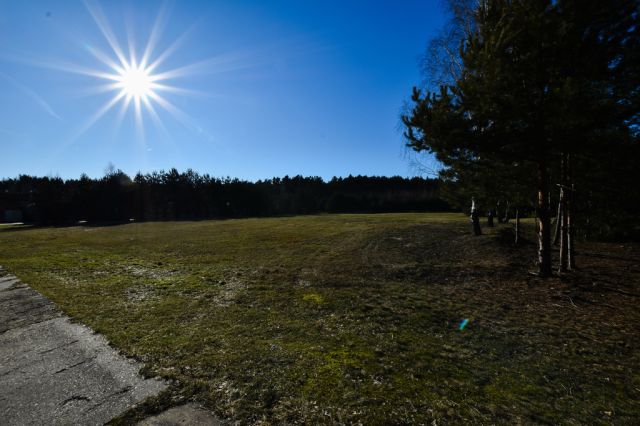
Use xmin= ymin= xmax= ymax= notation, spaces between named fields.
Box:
xmin=404 ymin=0 xmax=639 ymax=276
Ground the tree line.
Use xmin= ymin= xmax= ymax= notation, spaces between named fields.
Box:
xmin=0 ymin=170 xmax=450 ymax=225
xmin=403 ymin=0 xmax=639 ymax=276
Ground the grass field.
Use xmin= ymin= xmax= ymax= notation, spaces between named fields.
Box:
xmin=1 ymin=213 xmax=639 ymax=424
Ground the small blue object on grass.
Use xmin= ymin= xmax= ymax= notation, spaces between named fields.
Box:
xmin=459 ymin=318 xmax=469 ymax=330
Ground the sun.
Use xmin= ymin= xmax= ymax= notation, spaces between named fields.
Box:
xmin=10 ymin=1 xmax=255 ymax=143
xmin=56 ymin=1 xmax=247 ymax=142
xmin=65 ymin=0 xmax=198 ymax=141
xmin=116 ymin=65 xmax=154 ymax=100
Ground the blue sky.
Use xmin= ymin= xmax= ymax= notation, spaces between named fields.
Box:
xmin=0 ymin=0 xmax=445 ymax=180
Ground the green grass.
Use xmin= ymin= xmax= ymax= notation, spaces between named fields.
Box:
xmin=1 ymin=213 xmax=638 ymax=424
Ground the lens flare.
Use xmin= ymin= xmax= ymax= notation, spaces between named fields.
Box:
xmin=459 ymin=318 xmax=469 ymax=330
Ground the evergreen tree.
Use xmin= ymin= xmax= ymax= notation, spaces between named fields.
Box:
xmin=404 ymin=0 xmax=639 ymax=276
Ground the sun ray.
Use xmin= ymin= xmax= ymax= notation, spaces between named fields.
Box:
xmin=84 ymin=45 xmax=125 ymax=75
xmin=148 ymin=52 xmax=256 ymax=82
xmin=47 ymin=62 xmax=119 ymax=81
xmin=2 ymin=53 xmax=121 ymax=81
xmin=127 ymin=36 xmax=137 ymax=70
xmin=140 ymin=2 xmax=172 ymax=69
xmin=60 ymin=66 xmax=119 ymax=81
xmin=149 ymin=82 xmax=203 ymax=96
xmin=134 ymin=95 xmax=145 ymax=142
xmin=112 ymin=94 xmax=133 ymax=135
xmin=148 ymin=91 xmax=199 ymax=131
xmin=68 ymin=91 xmax=127 ymax=144
xmin=74 ymin=82 xmax=122 ymax=98
xmin=124 ymin=8 xmax=138 ymax=70
xmin=142 ymin=95 xmax=171 ymax=139
xmin=145 ymin=22 xmax=200 ymax=74
xmin=83 ymin=0 xmax=129 ymax=69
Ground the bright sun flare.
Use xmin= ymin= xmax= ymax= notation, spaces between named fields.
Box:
xmin=61 ymin=1 xmax=206 ymax=140
xmin=55 ymin=1 xmax=246 ymax=141
xmin=116 ymin=66 xmax=154 ymax=99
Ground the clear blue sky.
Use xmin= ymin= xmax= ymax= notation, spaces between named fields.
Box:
xmin=0 ymin=0 xmax=445 ymax=180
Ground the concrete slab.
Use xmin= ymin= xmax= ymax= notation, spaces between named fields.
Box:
xmin=0 ymin=276 xmax=20 ymax=291
xmin=0 ymin=271 xmax=167 ymax=425
xmin=0 ymin=280 xmax=59 ymax=334
xmin=137 ymin=404 xmax=222 ymax=425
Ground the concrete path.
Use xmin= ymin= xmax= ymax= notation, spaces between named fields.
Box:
xmin=0 ymin=268 xmax=167 ymax=425
xmin=138 ymin=404 xmax=223 ymax=425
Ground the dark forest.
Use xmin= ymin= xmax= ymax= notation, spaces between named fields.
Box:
xmin=0 ymin=170 xmax=449 ymax=225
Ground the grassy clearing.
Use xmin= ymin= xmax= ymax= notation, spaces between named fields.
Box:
xmin=1 ymin=213 xmax=639 ymax=424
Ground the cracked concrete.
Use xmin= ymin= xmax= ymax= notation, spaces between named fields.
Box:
xmin=0 ymin=268 xmax=167 ymax=425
